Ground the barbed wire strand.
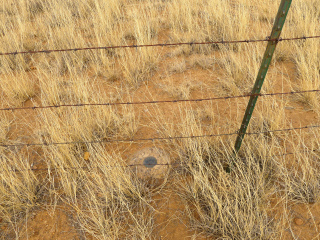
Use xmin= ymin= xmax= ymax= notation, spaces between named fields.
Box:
xmin=1 ymin=89 xmax=319 ymax=112
xmin=1 ymin=124 xmax=319 ymax=148
xmin=0 ymin=35 xmax=319 ymax=57
xmin=6 ymin=163 xmax=181 ymax=173
xmin=3 ymin=148 xmax=314 ymax=174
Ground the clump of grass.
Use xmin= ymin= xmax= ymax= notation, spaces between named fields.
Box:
xmin=38 ymin=140 xmax=157 ymax=239
xmin=0 ymin=113 xmax=11 ymax=145
xmin=38 ymin=73 xmax=92 ymax=106
xmin=176 ymin=139 xmax=280 ymax=239
xmin=70 ymin=145 xmax=155 ymax=239
xmin=167 ymin=0 xmax=253 ymax=52
xmin=1 ymin=72 xmax=36 ymax=106
xmin=216 ymin=49 xmax=258 ymax=95
xmin=168 ymin=59 xmax=187 ymax=73
xmin=0 ymin=151 xmax=40 ymax=237
xmin=276 ymin=129 xmax=320 ymax=204
xmin=155 ymin=104 xmax=288 ymax=239
xmin=159 ymin=78 xmax=201 ymax=100
xmin=37 ymin=104 xmax=137 ymax=148
xmin=27 ymin=0 xmax=46 ymax=16
xmin=119 ymin=48 xmax=159 ymax=86
xmin=248 ymin=97 xmax=286 ymax=136
xmin=291 ymin=40 xmax=320 ymax=110
xmin=188 ymin=55 xmax=215 ymax=70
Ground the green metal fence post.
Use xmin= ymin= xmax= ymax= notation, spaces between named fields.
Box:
xmin=233 ymin=0 xmax=292 ymax=154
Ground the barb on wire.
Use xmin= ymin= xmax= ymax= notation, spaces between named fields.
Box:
xmin=0 ymin=124 xmax=319 ymax=148
xmin=1 ymin=89 xmax=319 ymax=112
xmin=0 ymin=35 xmax=319 ymax=56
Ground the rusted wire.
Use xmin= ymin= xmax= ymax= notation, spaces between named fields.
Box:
xmin=2 ymin=148 xmax=314 ymax=173
xmin=1 ymin=89 xmax=319 ymax=112
xmin=0 ymin=35 xmax=319 ymax=56
xmin=1 ymin=124 xmax=319 ymax=148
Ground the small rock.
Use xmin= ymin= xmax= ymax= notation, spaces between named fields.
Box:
xmin=84 ymin=152 xmax=90 ymax=160
xmin=294 ymin=218 xmax=304 ymax=226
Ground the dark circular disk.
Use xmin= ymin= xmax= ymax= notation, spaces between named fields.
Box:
xmin=143 ymin=156 xmax=157 ymax=168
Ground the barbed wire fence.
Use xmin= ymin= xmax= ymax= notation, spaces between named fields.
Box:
xmin=1 ymin=2 xmax=320 ymax=240
xmin=2 ymin=1 xmax=320 ymax=239
xmin=0 ymin=28 xmax=319 ymax=173
xmin=1 ymin=34 xmax=320 ymax=172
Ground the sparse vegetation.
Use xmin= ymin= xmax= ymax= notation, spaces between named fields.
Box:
xmin=0 ymin=0 xmax=320 ymax=239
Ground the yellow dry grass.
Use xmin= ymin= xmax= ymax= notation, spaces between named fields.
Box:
xmin=0 ymin=0 xmax=320 ymax=239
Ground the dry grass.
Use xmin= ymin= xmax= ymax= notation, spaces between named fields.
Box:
xmin=0 ymin=0 xmax=320 ymax=239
